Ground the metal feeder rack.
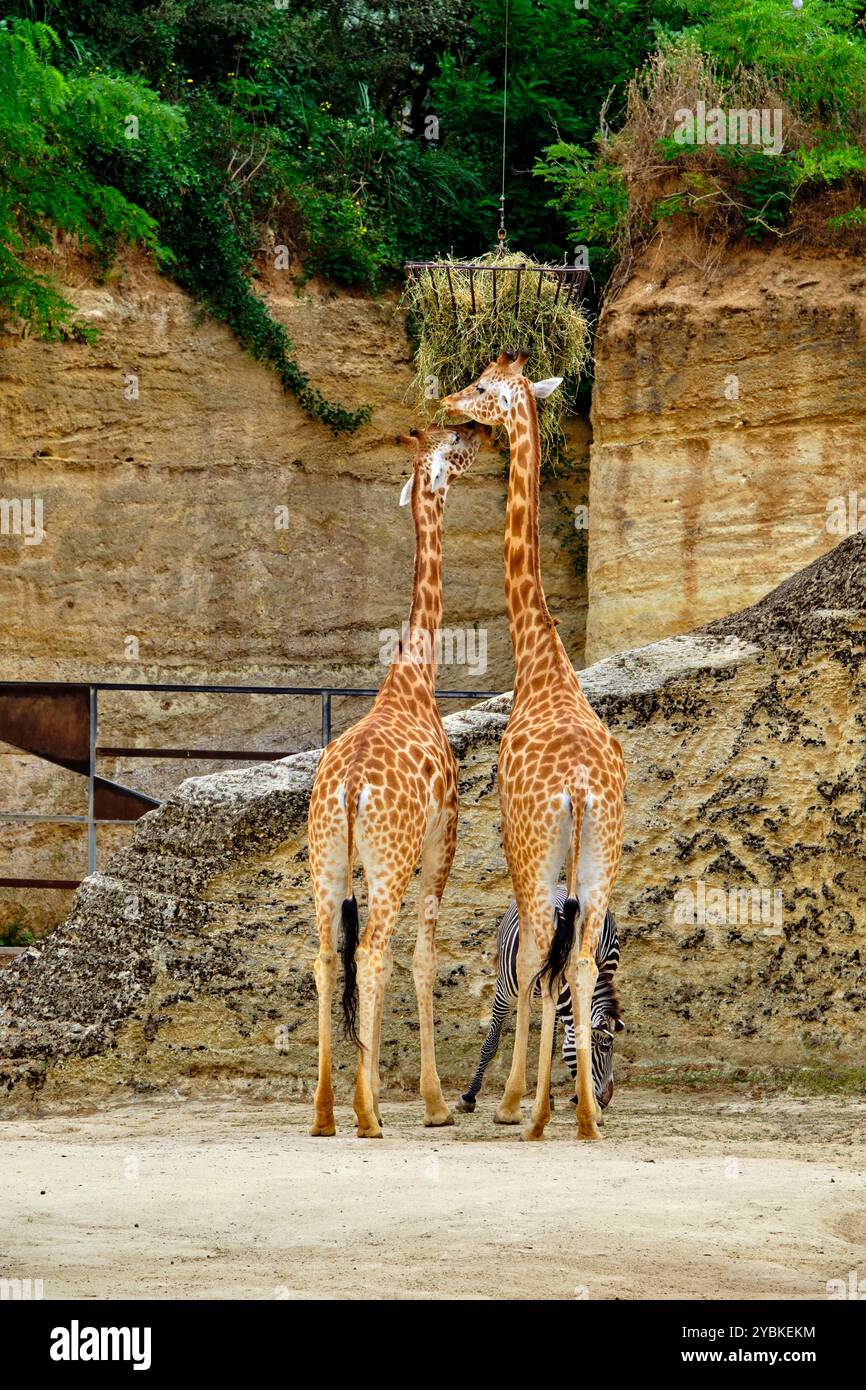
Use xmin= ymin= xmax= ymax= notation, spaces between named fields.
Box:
xmin=403 ymin=260 xmax=589 ymax=316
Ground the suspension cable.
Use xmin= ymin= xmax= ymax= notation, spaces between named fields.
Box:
xmin=498 ymin=0 xmax=510 ymax=251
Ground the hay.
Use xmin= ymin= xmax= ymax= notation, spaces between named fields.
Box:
xmin=402 ymin=249 xmax=590 ymax=466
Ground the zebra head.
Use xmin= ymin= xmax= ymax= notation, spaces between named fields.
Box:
xmin=592 ymin=1020 xmax=617 ymax=1109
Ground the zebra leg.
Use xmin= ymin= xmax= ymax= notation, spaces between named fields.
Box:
xmin=457 ymin=982 xmax=510 ymax=1112
xmin=563 ymin=1018 xmax=578 ymax=1101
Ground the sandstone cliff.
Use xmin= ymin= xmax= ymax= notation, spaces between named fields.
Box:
xmin=1 ymin=534 xmax=862 ymax=1110
xmin=588 ymin=233 xmax=866 ymax=661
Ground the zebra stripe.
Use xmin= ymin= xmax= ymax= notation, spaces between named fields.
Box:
xmin=459 ymin=886 xmax=622 ymax=1112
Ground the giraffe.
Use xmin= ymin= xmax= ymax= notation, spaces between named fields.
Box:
xmin=307 ymin=421 xmax=491 ymax=1139
xmin=442 ymin=351 xmax=625 ymax=1141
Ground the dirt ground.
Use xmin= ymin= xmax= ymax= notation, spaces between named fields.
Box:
xmin=2 ymin=1089 xmax=864 ymax=1300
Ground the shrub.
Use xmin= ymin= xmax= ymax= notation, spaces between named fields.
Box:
xmin=0 ymin=19 xmax=163 ymax=340
xmin=535 ymin=4 xmax=866 ymax=284
xmin=0 ymin=19 xmax=367 ymax=432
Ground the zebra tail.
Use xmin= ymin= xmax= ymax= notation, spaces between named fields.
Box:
xmin=535 ymin=895 xmax=579 ymax=997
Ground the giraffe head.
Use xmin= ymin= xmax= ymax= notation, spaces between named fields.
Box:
xmin=395 ymin=422 xmax=491 ymax=508
xmin=440 ymin=349 xmax=562 ymax=429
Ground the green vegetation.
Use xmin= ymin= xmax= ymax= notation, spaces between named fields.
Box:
xmin=536 ymin=1 xmax=866 ymax=285
xmin=0 ymin=910 xmax=33 ymax=947
xmin=0 ymin=19 xmax=164 ymax=342
xmin=627 ymin=1061 xmax=866 ymax=1096
xmin=0 ymin=2 xmax=661 ymax=403
xmin=3 ymin=2 xmax=866 ymax=420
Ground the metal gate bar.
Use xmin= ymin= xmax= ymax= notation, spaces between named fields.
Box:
xmin=0 ymin=680 xmax=501 ymax=889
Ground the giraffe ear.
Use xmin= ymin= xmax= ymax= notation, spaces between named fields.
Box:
xmin=532 ymin=377 xmax=563 ymax=399
xmin=429 ymin=447 xmax=448 ymax=492
xmin=399 ymin=475 xmax=414 ymax=507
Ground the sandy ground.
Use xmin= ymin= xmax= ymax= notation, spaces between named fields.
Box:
xmin=1 ymin=1089 xmax=864 ymax=1301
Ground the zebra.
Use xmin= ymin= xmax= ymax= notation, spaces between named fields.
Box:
xmin=457 ymin=887 xmax=623 ymax=1116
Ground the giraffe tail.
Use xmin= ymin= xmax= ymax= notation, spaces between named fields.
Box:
xmin=535 ymin=896 xmax=579 ymax=997
xmin=535 ymin=788 xmax=586 ymax=996
xmin=340 ymin=780 xmax=362 ymax=1046
xmin=340 ymin=896 xmax=361 ymax=1045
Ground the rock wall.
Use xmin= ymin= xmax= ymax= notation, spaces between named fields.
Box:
xmin=588 ymin=234 xmax=866 ymax=662
xmin=1 ymin=535 xmax=862 ymax=1110
xmin=0 ymin=246 xmax=588 ymax=930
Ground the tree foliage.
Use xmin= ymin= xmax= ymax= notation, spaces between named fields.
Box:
xmin=4 ymin=0 xmax=866 ymax=390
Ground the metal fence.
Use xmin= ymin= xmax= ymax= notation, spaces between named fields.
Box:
xmin=0 ymin=679 xmax=501 ymax=889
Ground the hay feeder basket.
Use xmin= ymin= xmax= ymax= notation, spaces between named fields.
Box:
xmin=403 ymin=260 xmax=589 ymax=318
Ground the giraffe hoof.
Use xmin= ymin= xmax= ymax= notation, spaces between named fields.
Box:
xmin=356 ymin=1124 xmax=383 ymax=1139
xmin=577 ymin=1120 xmax=603 ymax=1142
xmin=522 ymin=1126 xmax=545 ymax=1142
xmin=309 ymin=1121 xmax=336 ymax=1137
xmin=424 ymin=1110 xmax=455 ymax=1127
xmin=455 ymin=1097 xmax=476 ymax=1114
xmin=493 ymin=1109 xmax=521 ymax=1126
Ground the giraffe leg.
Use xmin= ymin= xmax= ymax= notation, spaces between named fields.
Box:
xmin=309 ymin=842 xmax=345 ymax=1137
xmin=566 ymin=897 xmax=604 ymax=1142
xmin=525 ymin=983 xmax=557 ymax=1141
xmin=494 ymin=913 xmax=536 ymax=1124
xmin=370 ymin=946 xmax=392 ymax=1127
xmin=414 ymin=817 xmax=456 ymax=1127
xmin=353 ymin=939 xmax=385 ymax=1139
xmin=569 ymin=788 xmax=620 ymax=1141
xmin=523 ymin=888 xmax=561 ymax=1141
xmin=351 ymin=865 xmax=414 ymax=1139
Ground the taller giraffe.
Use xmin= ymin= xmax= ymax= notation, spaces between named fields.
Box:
xmin=307 ymin=422 xmax=490 ymax=1139
xmin=443 ymin=352 xmax=625 ymax=1141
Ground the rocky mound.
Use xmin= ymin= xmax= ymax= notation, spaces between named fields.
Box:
xmin=1 ymin=535 xmax=863 ymax=1108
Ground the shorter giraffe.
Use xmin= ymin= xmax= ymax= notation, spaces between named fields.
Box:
xmin=308 ymin=422 xmax=491 ymax=1139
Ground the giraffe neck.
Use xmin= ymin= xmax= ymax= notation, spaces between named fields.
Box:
xmin=391 ymin=480 xmax=444 ymax=694
xmin=504 ymin=394 xmax=571 ymax=700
